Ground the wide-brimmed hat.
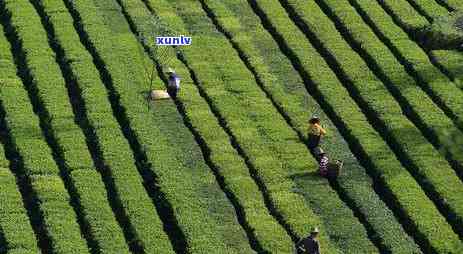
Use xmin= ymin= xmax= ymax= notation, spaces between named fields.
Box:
xmin=309 ymin=115 xmax=320 ymax=123
xmin=311 ymin=227 xmax=320 ymax=234
xmin=166 ymin=67 xmax=175 ymax=74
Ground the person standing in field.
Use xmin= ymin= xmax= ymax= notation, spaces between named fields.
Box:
xmin=313 ymin=147 xmax=329 ymax=177
xmin=308 ymin=116 xmax=326 ymax=150
xmin=295 ymin=227 xmax=322 ymax=254
xmin=166 ymin=68 xmax=180 ymax=99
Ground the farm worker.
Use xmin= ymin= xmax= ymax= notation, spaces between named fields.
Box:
xmin=295 ymin=227 xmax=322 ymax=254
xmin=308 ymin=116 xmax=326 ymax=150
xmin=313 ymin=147 xmax=329 ymax=177
xmin=166 ymin=67 xmax=180 ymax=99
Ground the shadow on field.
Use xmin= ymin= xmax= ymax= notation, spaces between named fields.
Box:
xmin=289 ymin=171 xmax=322 ymax=181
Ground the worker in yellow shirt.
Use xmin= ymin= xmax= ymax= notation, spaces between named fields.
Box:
xmin=307 ymin=116 xmax=326 ymax=150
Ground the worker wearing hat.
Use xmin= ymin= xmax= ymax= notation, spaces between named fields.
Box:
xmin=166 ymin=67 xmax=180 ymax=99
xmin=295 ymin=227 xmax=322 ymax=254
xmin=308 ymin=116 xmax=326 ymax=150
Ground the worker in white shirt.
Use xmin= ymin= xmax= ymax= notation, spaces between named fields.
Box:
xmin=166 ymin=68 xmax=180 ymax=99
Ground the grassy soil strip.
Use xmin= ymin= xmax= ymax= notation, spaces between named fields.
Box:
xmin=65 ymin=0 xmax=255 ymax=253
xmin=248 ymin=0 xmax=462 ymax=252
xmin=36 ymin=0 xmax=176 ymax=253
xmin=200 ymin=0 xmax=421 ymax=253
xmin=143 ymin=0 xmax=378 ymax=253
xmin=116 ymin=0 xmax=296 ymax=252
xmin=282 ymin=0 xmax=463 ymax=238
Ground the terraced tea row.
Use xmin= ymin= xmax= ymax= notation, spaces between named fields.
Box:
xmin=0 ymin=0 xmax=462 ymax=253
xmin=436 ymin=0 xmax=462 ymax=12
xmin=0 ymin=0 xmax=122 ymax=252
xmin=133 ymin=1 xmax=343 ymax=253
xmin=246 ymin=0 xmax=462 ymax=252
xmin=0 ymin=147 xmax=38 ymax=254
xmin=282 ymin=0 xmax=463 ymax=240
xmin=195 ymin=0 xmax=421 ymax=253
xmin=35 ymin=0 xmax=178 ymax=252
xmin=116 ymin=0 xmax=299 ymax=252
xmin=0 ymin=24 xmax=39 ymax=254
xmin=146 ymin=0 xmax=385 ymax=252
xmin=377 ymin=0 xmax=463 ymax=95
xmin=377 ymin=0 xmax=463 ymax=168
xmin=380 ymin=0 xmax=463 ymax=93
xmin=64 ymin=0 xmax=256 ymax=253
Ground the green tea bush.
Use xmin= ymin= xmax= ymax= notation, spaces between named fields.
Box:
xmin=422 ymin=11 xmax=463 ymax=49
xmin=117 ymin=0 xmax=296 ymax=252
xmin=197 ymin=0 xmax=421 ymax=252
xmin=36 ymin=0 xmax=175 ymax=252
xmin=361 ymin=0 xmax=463 ymax=172
xmin=0 ymin=134 xmax=39 ymax=253
xmin=250 ymin=0 xmax=462 ymax=252
xmin=285 ymin=0 xmax=463 ymax=240
xmin=65 ymin=0 xmax=255 ymax=252
xmin=0 ymin=2 xmax=89 ymax=250
xmin=140 ymin=0 xmax=378 ymax=253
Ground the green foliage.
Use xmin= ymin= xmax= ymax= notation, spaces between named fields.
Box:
xmin=444 ymin=1 xmax=463 ymax=11
xmin=143 ymin=0 xmax=379 ymax=253
xmin=0 ymin=11 xmax=89 ymax=254
xmin=143 ymin=0 xmax=338 ymax=250
xmin=422 ymin=11 xmax=463 ymax=49
xmin=431 ymin=50 xmax=463 ymax=160
xmin=345 ymin=0 xmax=463 ymax=214
xmin=441 ymin=128 xmax=463 ymax=161
xmin=38 ymin=0 xmax=174 ymax=252
xmin=253 ymin=0 xmax=462 ymax=252
xmin=370 ymin=1 xmax=463 ymax=194
xmin=288 ymin=0 xmax=463 ymax=241
xmin=365 ymin=0 xmax=463 ymax=134
xmin=68 ymin=0 xmax=255 ymax=253
xmin=118 ymin=0 xmax=296 ymax=252
xmin=201 ymin=0 xmax=421 ymax=253
xmin=369 ymin=0 xmax=463 ymax=191
xmin=0 ymin=140 xmax=39 ymax=254
xmin=377 ymin=0 xmax=429 ymax=31
xmin=1 ymin=0 xmax=462 ymax=252
xmin=432 ymin=50 xmax=463 ymax=89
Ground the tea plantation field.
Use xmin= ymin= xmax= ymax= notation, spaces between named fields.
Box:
xmin=0 ymin=0 xmax=462 ymax=253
